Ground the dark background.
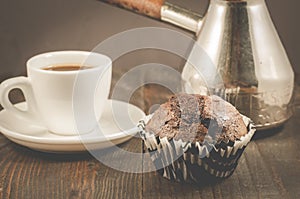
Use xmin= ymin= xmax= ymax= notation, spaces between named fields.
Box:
xmin=0 ymin=0 xmax=299 ymax=82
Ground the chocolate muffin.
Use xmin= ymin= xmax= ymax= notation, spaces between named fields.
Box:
xmin=140 ymin=94 xmax=255 ymax=183
xmin=146 ymin=94 xmax=248 ymax=143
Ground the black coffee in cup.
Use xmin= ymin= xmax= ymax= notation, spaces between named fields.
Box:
xmin=43 ymin=65 xmax=92 ymax=71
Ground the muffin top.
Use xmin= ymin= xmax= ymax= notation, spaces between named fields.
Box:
xmin=145 ymin=94 xmax=248 ymax=143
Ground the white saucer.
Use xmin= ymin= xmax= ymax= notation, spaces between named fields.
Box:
xmin=0 ymin=100 xmax=145 ymax=153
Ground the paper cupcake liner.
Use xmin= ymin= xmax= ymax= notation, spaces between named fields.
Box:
xmin=138 ymin=115 xmax=255 ymax=183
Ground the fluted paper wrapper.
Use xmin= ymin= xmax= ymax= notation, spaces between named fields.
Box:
xmin=139 ymin=115 xmax=255 ymax=183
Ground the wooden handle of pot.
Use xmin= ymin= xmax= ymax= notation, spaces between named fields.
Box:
xmin=100 ymin=0 xmax=165 ymax=19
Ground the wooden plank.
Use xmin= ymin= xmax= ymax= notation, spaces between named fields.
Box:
xmin=0 ymin=136 xmax=143 ymax=199
xmin=253 ymin=109 xmax=300 ymax=199
xmin=0 ymin=87 xmax=300 ymax=199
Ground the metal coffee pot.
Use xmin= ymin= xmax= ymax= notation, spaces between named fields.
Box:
xmin=101 ymin=0 xmax=295 ymax=130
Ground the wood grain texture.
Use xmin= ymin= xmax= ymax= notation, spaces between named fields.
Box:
xmin=1 ymin=84 xmax=144 ymax=199
xmin=1 ymin=83 xmax=300 ymax=199
xmin=100 ymin=0 xmax=164 ymax=19
xmin=0 ymin=138 xmax=143 ymax=199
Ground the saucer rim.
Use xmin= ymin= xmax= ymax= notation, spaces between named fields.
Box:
xmin=0 ymin=100 xmax=145 ymax=145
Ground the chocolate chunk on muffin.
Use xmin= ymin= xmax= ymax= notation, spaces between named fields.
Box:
xmin=140 ymin=94 xmax=255 ymax=183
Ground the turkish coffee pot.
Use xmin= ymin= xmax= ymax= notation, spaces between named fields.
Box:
xmin=100 ymin=0 xmax=295 ymax=130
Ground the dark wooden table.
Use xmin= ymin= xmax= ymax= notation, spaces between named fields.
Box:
xmin=0 ymin=81 xmax=300 ymax=199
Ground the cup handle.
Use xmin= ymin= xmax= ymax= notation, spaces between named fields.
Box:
xmin=0 ymin=77 xmax=40 ymax=121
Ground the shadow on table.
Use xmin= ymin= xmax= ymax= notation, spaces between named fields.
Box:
xmin=252 ymin=125 xmax=284 ymax=140
xmin=12 ymin=143 xmax=93 ymax=162
xmin=11 ymin=136 xmax=140 ymax=162
xmin=148 ymin=170 xmax=225 ymax=189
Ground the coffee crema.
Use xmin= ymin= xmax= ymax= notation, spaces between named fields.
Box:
xmin=43 ymin=65 xmax=92 ymax=71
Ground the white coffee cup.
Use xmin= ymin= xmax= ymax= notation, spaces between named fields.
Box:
xmin=0 ymin=51 xmax=112 ymax=135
